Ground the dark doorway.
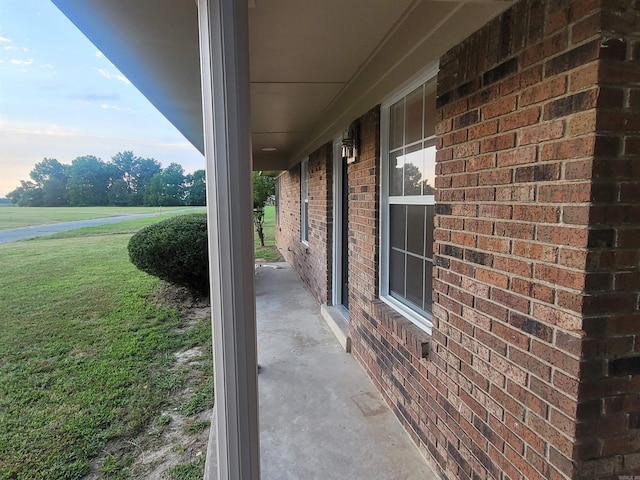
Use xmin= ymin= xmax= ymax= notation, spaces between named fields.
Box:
xmin=341 ymin=159 xmax=349 ymax=309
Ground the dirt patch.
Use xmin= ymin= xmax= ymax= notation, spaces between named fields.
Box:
xmin=84 ymin=283 xmax=213 ymax=479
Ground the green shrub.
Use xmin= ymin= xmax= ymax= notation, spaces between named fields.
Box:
xmin=128 ymin=214 xmax=209 ymax=296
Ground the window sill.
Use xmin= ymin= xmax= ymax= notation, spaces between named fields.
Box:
xmin=371 ymin=300 xmax=431 ymax=360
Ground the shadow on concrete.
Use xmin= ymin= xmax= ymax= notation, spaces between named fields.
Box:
xmin=206 ymin=262 xmax=437 ymax=479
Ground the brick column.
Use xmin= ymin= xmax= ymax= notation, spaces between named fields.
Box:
xmin=435 ymin=1 xmax=640 ymax=479
xmin=575 ymin=4 xmax=640 ymax=478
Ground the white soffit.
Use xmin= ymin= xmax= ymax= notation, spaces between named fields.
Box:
xmin=51 ymin=0 xmax=516 ymax=171
xmin=251 ymin=83 xmax=346 ymax=133
xmin=289 ymin=0 xmax=517 ymax=165
xmin=51 ymin=0 xmax=204 ymax=153
xmin=248 ymin=0 xmax=414 ymax=83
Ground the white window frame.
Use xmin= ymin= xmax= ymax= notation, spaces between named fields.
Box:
xmin=275 ymin=174 xmax=282 ymax=226
xmin=380 ymin=68 xmax=438 ymax=334
xmin=301 ymin=157 xmax=309 ymax=244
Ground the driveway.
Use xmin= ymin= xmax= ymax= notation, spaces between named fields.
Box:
xmin=0 ymin=209 xmax=199 ymax=244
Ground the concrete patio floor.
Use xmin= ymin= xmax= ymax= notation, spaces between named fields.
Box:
xmin=206 ymin=262 xmax=438 ymax=479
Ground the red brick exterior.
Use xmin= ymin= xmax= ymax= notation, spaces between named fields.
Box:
xmin=434 ymin=1 xmax=640 ymax=479
xmin=275 ymin=143 xmax=333 ymax=305
xmin=275 ymin=1 xmax=640 ymax=479
xmin=347 ymin=108 xmax=381 ymax=309
xmin=576 ymin=3 xmax=640 ymax=477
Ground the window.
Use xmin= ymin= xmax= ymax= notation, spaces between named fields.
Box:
xmin=301 ymin=158 xmax=309 ymax=243
xmin=275 ymin=176 xmax=281 ymax=226
xmin=381 ymin=76 xmax=437 ymax=332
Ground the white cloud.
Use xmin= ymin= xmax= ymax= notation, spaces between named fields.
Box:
xmin=97 ymin=68 xmax=131 ymax=85
xmin=4 ymin=46 xmax=18 ymax=51
xmin=101 ymin=104 xmax=131 ymax=112
xmin=0 ymin=121 xmax=79 ymax=137
xmin=96 ymin=51 xmax=104 ymax=58
xmin=11 ymin=59 xmax=33 ymax=66
xmin=0 ymin=36 xmax=11 ymax=43
xmin=22 ymin=47 xmax=30 ymax=52
xmin=70 ymin=92 xmax=118 ymax=101
xmin=40 ymin=64 xmax=54 ymax=69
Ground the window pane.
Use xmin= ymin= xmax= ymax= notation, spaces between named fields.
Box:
xmin=389 ymin=150 xmax=404 ymax=196
xmin=403 ymin=144 xmax=423 ymax=196
xmin=406 ymin=86 xmax=423 ymax=144
xmin=423 ymin=144 xmax=436 ymax=195
xmin=390 ymin=204 xmax=406 ymax=250
xmin=425 ymin=205 xmax=434 ymax=259
xmin=384 ymin=77 xmax=437 ymax=323
xmin=276 ymin=180 xmax=281 ymax=225
xmin=424 ymin=260 xmax=433 ymax=313
xmin=301 ymin=159 xmax=309 ymax=242
xmin=389 ymin=100 xmax=404 ymax=150
xmin=406 ymin=255 xmax=424 ymax=308
xmin=389 ymin=249 xmax=405 ymax=297
xmin=407 ymin=205 xmax=425 ymax=256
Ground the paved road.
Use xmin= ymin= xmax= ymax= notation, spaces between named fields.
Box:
xmin=0 ymin=209 xmax=200 ymax=244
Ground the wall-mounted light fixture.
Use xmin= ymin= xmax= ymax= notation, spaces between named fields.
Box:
xmin=341 ymin=120 xmax=359 ymax=164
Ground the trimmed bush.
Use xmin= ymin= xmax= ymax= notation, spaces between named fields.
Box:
xmin=128 ymin=214 xmax=209 ymax=296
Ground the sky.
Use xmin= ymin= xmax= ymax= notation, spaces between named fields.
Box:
xmin=0 ymin=0 xmax=205 ymax=198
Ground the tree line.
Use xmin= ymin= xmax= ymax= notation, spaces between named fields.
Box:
xmin=7 ymin=151 xmax=206 ymax=207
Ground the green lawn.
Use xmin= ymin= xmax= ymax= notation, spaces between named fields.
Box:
xmin=254 ymin=206 xmax=283 ymax=262
xmin=0 ymin=206 xmax=204 ymax=230
xmin=1 ymin=205 xmax=281 ymax=262
xmin=0 ymin=205 xmax=281 ymax=478
xmin=0 ymin=218 xmax=212 ymax=479
xmin=42 ymin=215 xmax=193 ymax=240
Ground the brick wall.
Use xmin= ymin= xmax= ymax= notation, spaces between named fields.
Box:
xmin=274 ymin=143 xmax=333 ymax=304
xmin=432 ymin=1 xmax=640 ymax=479
xmin=347 ymin=108 xmax=381 ymax=307
xmin=274 ymin=164 xmax=300 ymax=266
xmin=575 ymin=3 xmax=640 ymax=478
xmin=275 ymin=2 xmax=639 ymax=479
xmin=346 ymin=108 xmax=445 ymax=476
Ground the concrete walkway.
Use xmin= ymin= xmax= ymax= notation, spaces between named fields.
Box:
xmin=206 ymin=262 xmax=438 ymax=479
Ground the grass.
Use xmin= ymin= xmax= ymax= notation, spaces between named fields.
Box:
xmin=184 ymin=420 xmax=211 ymax=435
xmin=178 ymin=380 xmax=215 ymax=417
xmin=166 ymin=457 xmax=206 ymax=480
xmin=0 ymin=206 xmax=204 ymax=230
xmin=42 ymin=215 xmax=190 ymax=240
xmin=0 ymin=204 xmax=279 ymax=478
xmin=0 ymin=217 xmax=212 ymax=479
xmin=254 ymin=205 xmax=283 ymax=262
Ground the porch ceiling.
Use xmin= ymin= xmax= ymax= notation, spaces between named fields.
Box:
xmin=51 ymin=0 xmax=515 ymax=171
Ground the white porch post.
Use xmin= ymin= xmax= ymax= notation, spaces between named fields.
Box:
xmin=197 ymin=0 xmax=260 ymax=479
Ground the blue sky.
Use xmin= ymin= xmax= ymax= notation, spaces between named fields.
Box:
xmin=0 ymin=0 xmax=204 ymax=197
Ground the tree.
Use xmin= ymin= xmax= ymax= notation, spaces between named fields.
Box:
xmin=6 ymin=180 xmax=43 ymax=206
xmin=131 ymin=157 xmax=162 ymax=205
xmin=109 ymin=151 xmax=162 ymax=206
xmin=67 ymin=155 xmax=110 ymax=206
xmin=143 ymin=163 xmax=186 ymax=206
xmin=6 ymin=152 xmax=186 ymax=208
xmin=252 ymin=171 xmax=275 ymax=247
xmin=402 ymin=161 xmax=435 ymax=195
xmin=184 ymin=169 xmax=206 ymax=206
xmin=29 ymin=158 xmax=69 ymax=206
